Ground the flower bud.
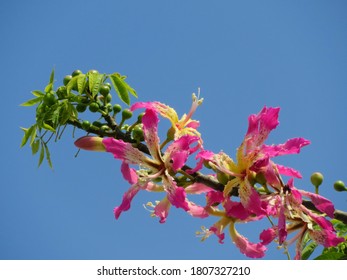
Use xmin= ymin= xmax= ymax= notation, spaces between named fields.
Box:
xmin=333 ymin=180 xmax=347 ymax=192
xmin=74 ymin=136 xmax=105 ymax=152
xmin=310 ymin=172 xmax=324 ymax=187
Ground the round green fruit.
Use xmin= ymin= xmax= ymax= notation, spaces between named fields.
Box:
xmin=76 ymin=103 xmax=87 ymax=113
xmin=310 ymin=172 xmax=324 ymax=187
xmin=72 ymin=69 xmax=82 ymax=77
xmin=334 ymin=180 xmax=347 ymax=192
xmin=63 ymin=75 xmax=72 ymax=86
xmin=113 ymin=104 xmax=122 ymax=114
xmin=43 ymin=92 xmax=56 ymax=106
xmin=99 ymin=85 xmax=110 ymax=96
xmin=81 ymin=120 xmax=91 ymax=130
xmin=122 ymin=109 xmax=133 ymax=120
xmin=89 ymin=102 xmax=100 ymax=112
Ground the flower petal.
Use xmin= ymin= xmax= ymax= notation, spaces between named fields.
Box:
xmin=154 ymin=197 xmax=171 ymax=223
xmin=260 ymin=227 xmax=277 ymax=245
xmin=142 ymin=108 xmax=162 ymax=162
xmin=114 ymin=184 xmax=141 ymax=219
xmin=102 ymin=138 xmax=149 ymax=165
xmin=262 ymin=138 xmax=310 ymax=157
xmin=120 ymin=162 xmax=138 ymax=184
xmin=229 ymin=222 xmax=267 ymax=258
xmin=300 ymin=190 xmax=335 ymax=218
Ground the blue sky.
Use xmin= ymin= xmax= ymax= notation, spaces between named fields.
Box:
xmin=1 ymin=0 xmax=346 ymax=260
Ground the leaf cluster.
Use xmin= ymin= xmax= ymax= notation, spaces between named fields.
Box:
xmin=20 ymin=69 xmax=138 ymax=167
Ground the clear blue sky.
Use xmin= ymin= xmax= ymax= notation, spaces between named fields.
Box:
xmin=1 ymin=0 xmax=346 ymax=260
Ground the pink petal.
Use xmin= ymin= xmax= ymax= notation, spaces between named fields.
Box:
xmin=162 ymin=174 xmax=190 ymax=211
xmin=102 ymin=138 xmax=148 ymax=165
xmin=185 ymin=183 xmax=213 ymax=194
xmin=154 ymin=197 xmax=171 ymax=223
xmin=239 ymin=180 xmax=265 ymax=215
xmin=276 ymin=164 xmax=302 ymax=178
xmin=142 ymin=108 xmax=162 ymax=162
xmin=165 ymin=135 xmax=199 ymax=170
xmin=309 ymin=229 xmax=345 ymax=247
xmin=229 ymin=223 xmax=267 ymax=258
xmin=187 ymin=201 xmax=209 ymax=218
xmin=225 ymin=200 xmax=250 ymax=220
xmin=246 ymin=107 xmax=280 ymax=147
xmin=260 ymin=227 xmax=277 ymax=245
xmin=300 ymin=190 xmax=335 ymax=218
xmin=278 ymin=204 xmax=287 ymax=244
xmin=210 ymin=225 xmax=225 ymax=244
xmin=206 ymin=191 xmax=224 ymax=207
xmin=262 ymin=138 xmax=310 ymax=157
xmin=287 ymin=178 xmax=303 ymax=204
xmin=114 ymin=184 xmax=141 ymax=219
xmin=167 ymin=186 xmax=190 ymax=211
xmin=120 ymin=162 xmax=138 ymax=184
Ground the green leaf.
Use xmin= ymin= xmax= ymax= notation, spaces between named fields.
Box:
xmin=109 ymin=73 xmax=130 ymax=105
xmin=20 ymin=125 xmax=35 ymax=147
xmin=44 ymin=143 xmax=53 ymax=169
xmin=121 ymin=75 xmax=137 ymax=98
xmin=44 ymin=68 xmax=55 ymax=93
xmin=42 ymin=122 xmax=55 ymax=132
xmin=88 ymin=72 xmax=104 ymax=97
xmin=29 ymin=126 xmax=37 ymax=145
xmin=32 ymin=90 xmax=45 ymax=97
xmin=38 ymin=143 xmax=45 ymax=167
xmin=314 ymin=252 xmax=346 ymax=260
xmin=20 ymin=97 xmax=42 ymax=106
xmin=77 ymin=74 xmax=87 ymax=94
xmin=49 ymin=68 xmax=55 ymax=84
xmin=66 ymin=75 xmax=79 ymax=94
xmin=31 ymin=139 xmax=40 ymax=155
xmin=301 ymin=242 xmax=318 ymax=260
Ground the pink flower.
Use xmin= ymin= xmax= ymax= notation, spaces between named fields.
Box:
xmin=131 ymin=91 xmax=203 ymax=141
xmin=76 ymin=107 xmax=205 ymax=222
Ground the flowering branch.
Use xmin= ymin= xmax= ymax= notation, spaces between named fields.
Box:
xmin=21 ymin=69 xmax=347 ymax=259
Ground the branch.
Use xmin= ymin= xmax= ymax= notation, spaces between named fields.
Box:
xmin=69 ymin=118 xmax=347 ymax=225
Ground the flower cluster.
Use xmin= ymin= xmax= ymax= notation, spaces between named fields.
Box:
xmin=75 ymin=94 xmax=344 ymax=259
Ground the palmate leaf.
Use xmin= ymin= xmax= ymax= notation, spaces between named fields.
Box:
xmin=88 ymin=71 xmax=105 ymax=97
xmin=109 ymin=73 xmax=138 ymax=105
xmin=20 ymin=125 xmax=36 ymax=147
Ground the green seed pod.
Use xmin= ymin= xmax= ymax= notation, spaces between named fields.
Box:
xmin=99 ymin=85 xmax=110 ymax=96
xmin=137 ymin=112 xmax=145 ymax=123
xmin=100 ymin=125 xmax=109 ymax=133
xmin=132 ymin=125 xmax=144 ymax=142
xmin=43 ymin=92 xmax=56 ymax=106
xmin=89 ymin=102 xmax=100 ymax=112
xmin=122 ymin=109 xmax=133 ymax=120
xmin=113 ymin=104 xmax=122 ymax=114
xmin=72 ymin=69 xmax=82 ymax=77
xmin=92 ymin=121 xmax=103 ymax=128
xmin=63 ymin=75 xmax=72 ymax=86
xmin=76 ymin=103 xmax=87 ymax=113
xmin=334 ymin=180 xmax=347 ymax=192
xmin=81 ymin=120 xmax=91 ymax=130
xmin=311 ymin=172 xmax=324 ymax=187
